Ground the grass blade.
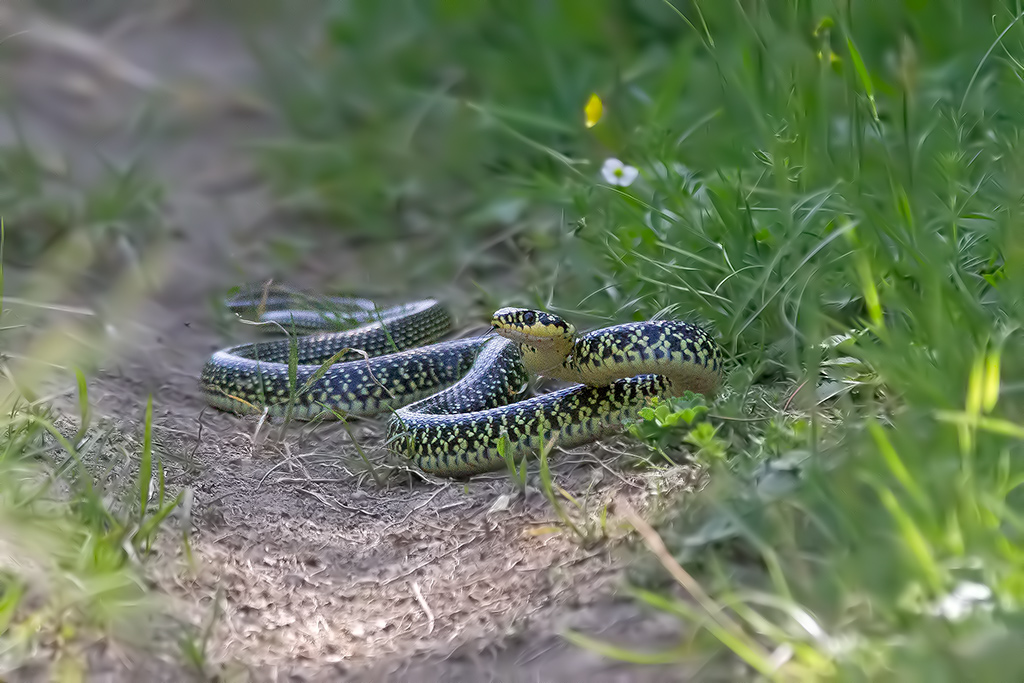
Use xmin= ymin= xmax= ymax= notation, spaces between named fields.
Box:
xmin=139 ymin=394 xmax=153 ymax=521
xmin=846 ymin=36 xmax=878 ymax=120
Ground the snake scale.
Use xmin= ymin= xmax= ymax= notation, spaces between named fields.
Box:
xmin=200 ymin=287 xmax=724 ymax=477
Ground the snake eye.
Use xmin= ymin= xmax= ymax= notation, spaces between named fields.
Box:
xmin=521 ymin=311 xmax=536 ymax=325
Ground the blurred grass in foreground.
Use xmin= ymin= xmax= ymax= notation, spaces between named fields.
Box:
xmin=0 ymin=145 xmax=183 ymax=677
xmin=0 ymin=124 xmax=165 ymax=272
xmin=252 ymin=0 xmax=1024 ymax=679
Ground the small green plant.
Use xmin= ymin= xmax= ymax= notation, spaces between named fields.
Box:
xmin=628 ymin=393 xmax=725 ymax=465
xmin=498 ymin=431 xmax=530 ymax=495
xmin=535 ymin=429 xmax=611 ymax=549
xmin=134 ymin=395 xmax=185 ymax=557
xmin=179 ymin=587 xmax=223 ymax=678
xmin=0 ymin=402 xmax=175 ymax=674
xmin=635 ymin=393 xmax=710 ymax=432
xmin=331 ymin=407 xmax=388 ymax=487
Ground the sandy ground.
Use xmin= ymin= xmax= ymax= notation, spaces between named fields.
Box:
xmin=1 ymin=4 xmax=699 ymax=681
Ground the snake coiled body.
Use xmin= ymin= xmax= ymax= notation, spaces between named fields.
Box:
xmin=200 ymin=289 xmax=724 ymax=477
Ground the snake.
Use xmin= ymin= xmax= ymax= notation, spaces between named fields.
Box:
xmin=199 ymin=286 xmax=725 ymax=477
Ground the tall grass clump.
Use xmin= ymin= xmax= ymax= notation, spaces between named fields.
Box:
xmin=507 ymin=1 xmax=1023 ymax=679
xmin=244 ymin=0 xmax=711 ymax=285
xmin=254 ymin=0 xmax=1024 ymax=678
xmin=0 ymin=129 xmax=165 ymax=271
xmin=0 ymin=190 xmax=180 ymax=677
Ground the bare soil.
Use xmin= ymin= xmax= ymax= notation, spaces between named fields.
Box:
xmin=2 ymin=4 xmax=699 ymax=681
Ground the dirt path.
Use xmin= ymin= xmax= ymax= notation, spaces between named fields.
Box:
xmin=4 ymin=5 xmax=695 ymax=681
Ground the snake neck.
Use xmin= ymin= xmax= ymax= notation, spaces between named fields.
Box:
xmin=521 ymin=323 xmax=723 ymax=397
xmin=516 ymin=335 xmax=579 ymax=381
xmin=502 ymin=320 xmax=723 ymax=399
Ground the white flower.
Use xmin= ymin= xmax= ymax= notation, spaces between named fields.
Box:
xmin=601 ymin=158 xmax=639 ymax=187
xmin=930 ymin=581 xmax=994 ymax=622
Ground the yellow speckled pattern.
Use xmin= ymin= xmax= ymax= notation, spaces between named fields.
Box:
xmin=201 ymin=296 xmax=724 ymax=478
xmin=200 ymin=298 xmax=465 ymax=418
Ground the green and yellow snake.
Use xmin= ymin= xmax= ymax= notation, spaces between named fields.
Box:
xmin=200 ymin=287 xmax=724 ymax=477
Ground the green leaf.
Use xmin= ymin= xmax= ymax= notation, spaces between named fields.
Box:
xmin=846 ymin=36 xmax=879 ymax=120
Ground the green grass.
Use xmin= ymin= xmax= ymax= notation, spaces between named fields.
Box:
xmin=250 ymin=0 xmax=1024 ymax=679
xmin=0 ymin=127 xmax=182 ymax=676
xmin=4 ymin=0 xmax=1023 ymax=678
xmin=0 ymin=312 xmax=185 ymax=678
xmin=0 ymin=127 xmax=166 ymax=271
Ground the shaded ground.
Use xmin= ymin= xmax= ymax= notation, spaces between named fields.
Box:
xmin=3 ymin=4 xmax=698 ymax=681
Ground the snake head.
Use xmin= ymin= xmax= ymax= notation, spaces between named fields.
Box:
xmin=490 ymin=307 xmax=575 ymax=344
xmin=490 ymin=308 xmax=577 ymax=377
